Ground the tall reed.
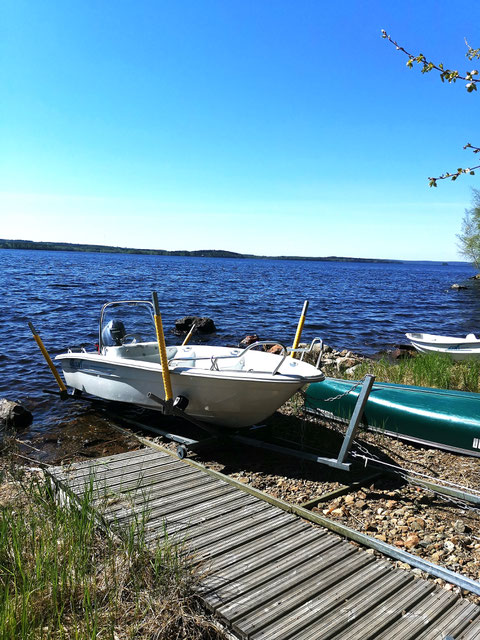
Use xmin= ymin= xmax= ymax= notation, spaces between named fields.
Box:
xmin=346 ymin=353 xmax=480 ymax=392
xmin=0 ymin=466 xmax=222 ymax=640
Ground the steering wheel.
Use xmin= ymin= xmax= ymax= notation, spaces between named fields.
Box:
xmin=121 ymin=334 xmax=143 ymax=345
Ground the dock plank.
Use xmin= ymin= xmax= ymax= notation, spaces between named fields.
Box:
xmin=288 ymin=570 xmax=412 ymax=640
xmin=333 ymin=578 xmax=435 ymax=640
xmin=238 ymin=551 xmax=372 ymax=639
xmin=374 ymin=589 xmax=458 ymax=640
xmin=252 ymin=559 xmax=392 ymax=640
xmin=416 ymin=599 xmax=480 ymax=639
xmin=199 ymin=527 xmax=331 ymax=596
xmin=210 ymin=535 xmax=348 ymax=617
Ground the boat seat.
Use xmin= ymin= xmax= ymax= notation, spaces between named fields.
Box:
xmin=170 ymin=351 xmax=197 ymax=369
xmin=217 ymin=357 xmax=246 ymax=371
xmin=166 ymin=346 xmax=178 ymax=360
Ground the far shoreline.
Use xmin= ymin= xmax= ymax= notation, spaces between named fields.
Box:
xmin=0 ymin=238 xmax=404 ymax=263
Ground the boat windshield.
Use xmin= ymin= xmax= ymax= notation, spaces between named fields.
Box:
xmin=99 ymin=301 xmax=157 ymax=349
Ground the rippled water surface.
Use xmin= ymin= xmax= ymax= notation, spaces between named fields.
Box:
xmin=1 ymin=249 xmax=479 ymax=440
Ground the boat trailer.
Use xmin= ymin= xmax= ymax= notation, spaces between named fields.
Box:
xmin=109 ymin=374 xmax=377 ymax=472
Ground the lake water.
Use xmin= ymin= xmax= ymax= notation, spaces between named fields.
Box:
xmin=1 ymin=249 xmax=479 ymax=442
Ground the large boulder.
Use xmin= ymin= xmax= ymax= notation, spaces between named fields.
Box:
xmin=0 ymin=399 xmax=33 ymax=443
xmin=174 ymin=316 xmax=216 ymax=335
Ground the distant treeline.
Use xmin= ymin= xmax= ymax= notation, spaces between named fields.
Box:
xmin=0 ymin=239 xmax=402 ymax=263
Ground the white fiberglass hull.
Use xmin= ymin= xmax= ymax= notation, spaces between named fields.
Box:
xmin=406 ymin=332 xmax=480 ymax=362
xmin=56 ymin=343 xmax=324 ymax=428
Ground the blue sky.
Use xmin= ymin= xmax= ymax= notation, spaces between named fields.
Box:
xmin=1 ymin=1 xmax=479 ymax=260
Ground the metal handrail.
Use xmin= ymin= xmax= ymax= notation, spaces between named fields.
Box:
xmin=289 ymin=337 xmax=324 ymax=368
xmin=168 ymin=341 xmax=290 ymax=375
xmin=169 ymin=339 xmax=325 ymax=376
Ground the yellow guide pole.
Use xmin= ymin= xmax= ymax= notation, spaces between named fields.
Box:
xmin=291 ymin=300 xmax=309 ymax=357
xmin=152 ymin=291 xmax=173 ymax=403
xmin=182 ymin=322 xmax=196 ymax=346
xmin=28 ymin=322 xmax=68 ymax=398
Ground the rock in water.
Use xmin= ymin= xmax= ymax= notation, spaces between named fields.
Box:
xmin=174 ymin=316 xmax=216 ymax=335
xmin=239 ymin=334 xmax=260 ymax=348
xmin=0 ymin=399 xmax=33 ymax=430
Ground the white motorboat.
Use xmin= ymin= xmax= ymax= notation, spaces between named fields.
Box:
xmin=405 ymin=332 xmax=480 ymax=362
xmin=55 ymin=300 xmax=325 ymax=428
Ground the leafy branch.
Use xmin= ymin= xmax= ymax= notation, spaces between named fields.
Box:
xmin=381 ymin=30 xmax=479 ymax=91
xmin=428 ymin=144 xmax=480 ymax=187
xmin=382 ymin=30 xmax=479 ymax=186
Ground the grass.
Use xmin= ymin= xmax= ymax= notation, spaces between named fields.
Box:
xmin=0 ymin=458 xmax=223 ymax=640
xmin=339 ymin=352 xmax=480 ymax=393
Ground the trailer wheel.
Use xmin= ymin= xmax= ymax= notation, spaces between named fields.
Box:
xmin=177 ymin=445 xmax=188 ymax=459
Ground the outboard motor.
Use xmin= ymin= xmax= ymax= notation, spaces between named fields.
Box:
xmin=102 ymin=319 xmax=126 ymax=346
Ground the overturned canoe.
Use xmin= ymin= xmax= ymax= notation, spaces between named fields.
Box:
xmin=305 ymin=377 xmax=480 ymax=457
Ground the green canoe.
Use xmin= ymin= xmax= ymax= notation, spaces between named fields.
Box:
xmin=305 ymin=378 xmax=480 ymax=457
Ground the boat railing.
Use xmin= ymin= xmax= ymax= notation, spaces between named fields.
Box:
xmin=168 ymin=338 xmax=324 ymax=375
xmin=167 ymin=341 xmax=289 ymax=374
xmin=291 ymin=337 xmax=323 ymax=368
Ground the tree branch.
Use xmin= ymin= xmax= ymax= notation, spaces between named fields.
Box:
xmin=428 ymin=144 xmax=480 ymax=187
xmin=381 ymin=30 xmax=479 ymax=92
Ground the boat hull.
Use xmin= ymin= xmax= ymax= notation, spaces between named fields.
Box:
xmin=305 ymin=377 xmax=480 ymax=457
xmin=57 ymin=349 xmax=323 ymax=428
xmin=406 ymin=332 xmax=480 ymax=362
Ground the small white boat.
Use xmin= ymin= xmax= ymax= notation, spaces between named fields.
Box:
xmin=56 ymin=300 xmax=325 ymax=428
xmin=405 ymin=332 xmax=480 ymax=361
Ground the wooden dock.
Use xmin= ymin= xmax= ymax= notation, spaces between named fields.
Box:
xmin=47 ymin=446 xmax=480 ymax=639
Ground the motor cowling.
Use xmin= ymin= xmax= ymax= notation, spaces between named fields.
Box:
xmin=102 ymin=320 xmax=126 ymax=346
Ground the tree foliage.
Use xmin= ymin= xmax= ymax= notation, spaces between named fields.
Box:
xmin=382 ymin=30 xmax=479 ymax=186
xmin=457 ymin=189 xmax=480 ymax=269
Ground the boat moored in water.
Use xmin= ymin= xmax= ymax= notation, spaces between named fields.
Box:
xmin=406 ymin=332 xmax=480 ymax=361
xmin=55 ymin=300 xmax=325 ymax=428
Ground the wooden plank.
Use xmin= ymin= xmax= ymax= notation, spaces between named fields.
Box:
xmin=75 ymin=460 xmax=198 ymax=495
xmin=183 ymin=509 xmax=296 ymax=558
xmin=458 ymin=615 xmax=480 ymax=639
xmin=252 ymin=559 xmax=392 ymax=640
xmin=336 ymin=579 xmax=435 ymax=640
xmin=238 ymin=551 xmax=373 ymax=639
xmin=50 ymin=447 xmax=156 ymax=475
xmin=159 ymin=499 xmax=270 ymax=545
xmin=98 ymin=472 xmax=219 ymax=515
xmin=416 ymin=599 xmax=480 ymax=640
xmin=105 ymin=482 xmax=237 ymax=524
xmin=142 ymin=491 xmax=258 ymax=536
xmin=207 ymin=534 xmax=342 ymax=614
xmin=222 ymin=541 xmax=357 ymax=627
xmin=373 ymin=589 xmax=458 ymax=640
xmin=202 ymin=520 xmax=310 ymax=571
xmin=144 ymin=492 xmax=260 ymax=540
xmin=199 ymin=527 xmax=332 ymax=597
xmin=51 ymin=448 xmax=169 ymax=480
xmin=57 ymin=454 xmax=180 ymax=488
xmin=286 ymin=570 xmax=412 ymax=640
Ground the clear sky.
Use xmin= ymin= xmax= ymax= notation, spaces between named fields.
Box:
xmin=1 ymin=0 xmax=479 ymax=260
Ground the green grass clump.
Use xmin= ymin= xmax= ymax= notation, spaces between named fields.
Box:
xmin=344 ymin=352 xmax=480 ymax=392
xmin=0 ymin=465 xmax=222 ymax=640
